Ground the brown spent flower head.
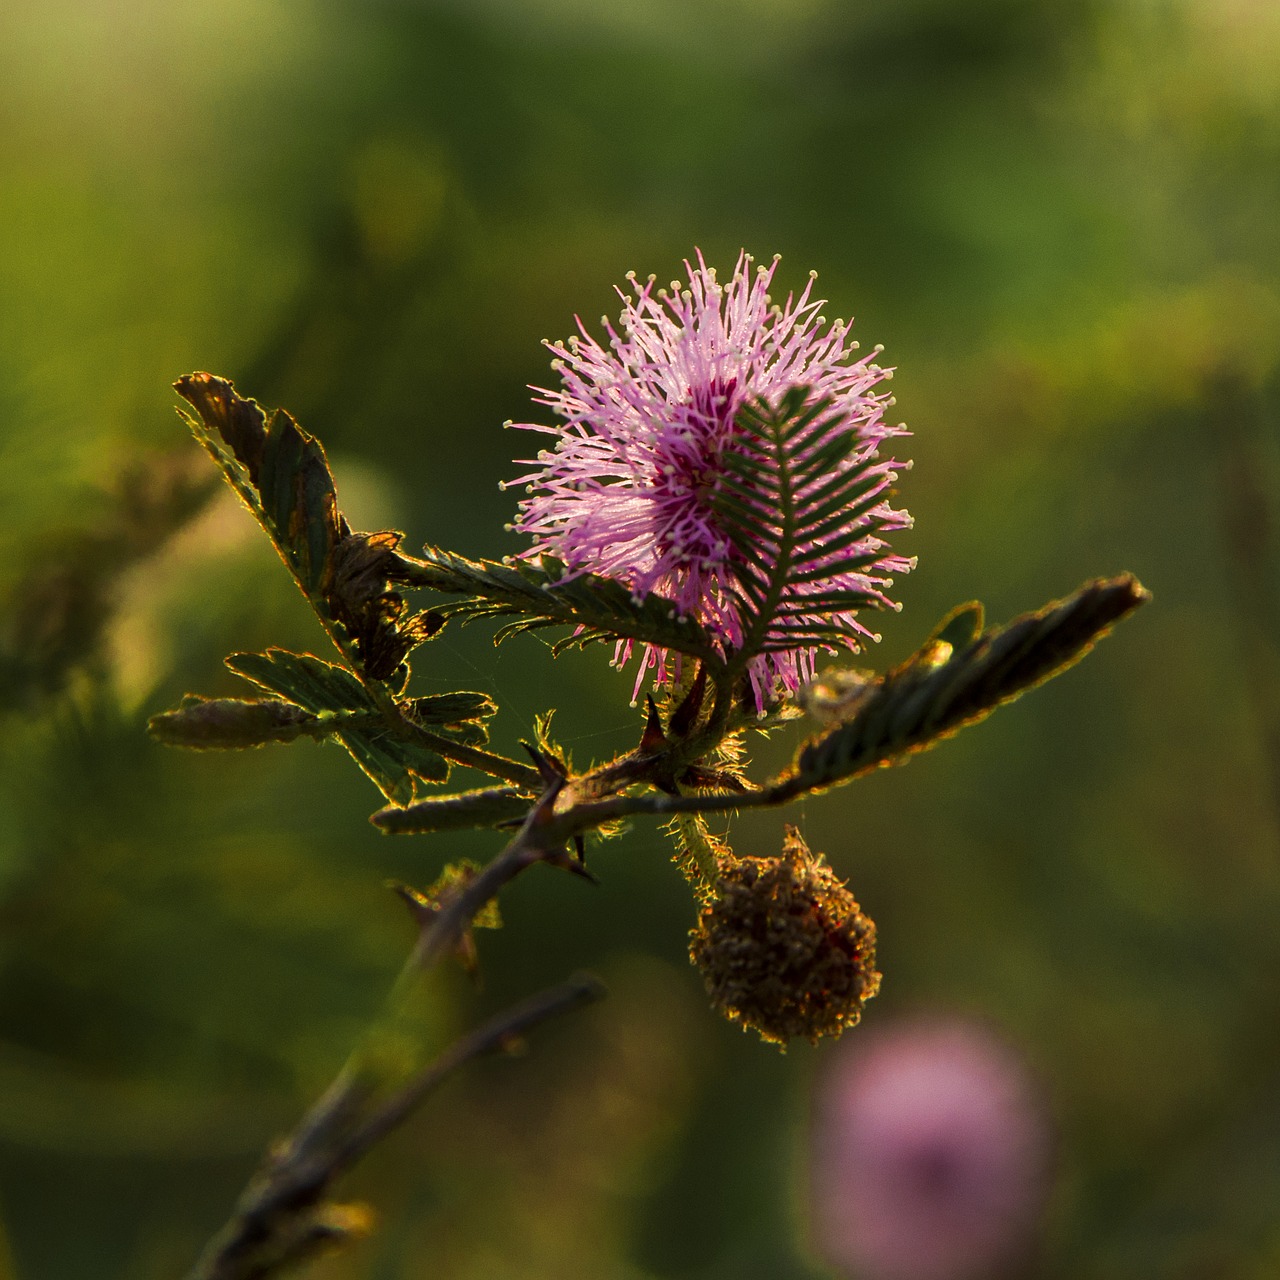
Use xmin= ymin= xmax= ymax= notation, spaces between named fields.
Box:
xmin=689 ymin=826 xmax=880 ymax=1047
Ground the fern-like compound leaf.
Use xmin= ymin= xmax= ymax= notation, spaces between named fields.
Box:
xmin=711 ymin=389 xmax=905 ymax=669
xmin=400 ymin=546 xmax=724 ymax=666
xmin=789 ymin=574 xmax=1151 ymax=792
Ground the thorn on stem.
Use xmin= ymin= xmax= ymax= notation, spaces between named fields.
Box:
xmin=520 ymin=740 xmax=567 ymax=785
xmin=386 ymin=880 xmax=434 ymax=927
xmin=547 ymin=847 xmax=600 ymax=885
xmin=641 ymin=695 xmax=667 ymax=752
xmin=669 ymin=662 xmax=708 ymax=738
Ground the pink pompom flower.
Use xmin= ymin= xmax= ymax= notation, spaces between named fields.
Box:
xmin=809 ymin=1016 xmax=1054 ymax=1280
xmin=506 ymin=251 xmax=913 ymax=708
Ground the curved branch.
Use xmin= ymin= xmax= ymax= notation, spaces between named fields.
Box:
xmin=183 ymin=787 xmax=597 ymax=1280
xmin=184 ymin=976 xmax=602 ymax=1280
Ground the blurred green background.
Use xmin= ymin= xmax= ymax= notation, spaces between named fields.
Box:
xmin=1 ymin=0 xmax=1279 ymax=1275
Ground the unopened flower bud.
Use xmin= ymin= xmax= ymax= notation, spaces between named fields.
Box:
xmin=147 ymin=696 xmax=314 ymax=748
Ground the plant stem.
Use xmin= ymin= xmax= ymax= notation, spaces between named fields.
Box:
xmin=331 ymin=975 xmax=603 ymax=1173
xmin=182 ymin=789 xmax=593 ymax=1280
xmin=183 ymin=977 xmax=600 ymax=1280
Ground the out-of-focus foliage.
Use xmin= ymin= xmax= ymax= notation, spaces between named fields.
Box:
xmin=0 ymin=0 xmax=1278 ymax=1276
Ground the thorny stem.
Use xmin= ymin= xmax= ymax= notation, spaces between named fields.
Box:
xmin=410 ymin=782 xmax=571 ymax=971
xmin=568 ymin=667 xmax=739 ymax=804
xmin=184 ymin=978 xmax=599 ymax=1280
xmin=183 ymin=788 xmax=597 ymax=1280
xmin=558 ymin=778 xmax=793 ymax=839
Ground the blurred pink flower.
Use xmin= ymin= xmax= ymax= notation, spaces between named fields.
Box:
xmin=507 ymin=251 xmax=912 ymax=707
xmin=809 ymin=1016 xmax=1053 ymax=1280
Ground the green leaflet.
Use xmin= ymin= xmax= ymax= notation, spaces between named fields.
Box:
xmin=928 ymin=601 xmax=985 ymax=652
xmin=227 ymin=650 xmax=373 ymax=715
xmin=405 ymin=692 xmax=498 ymax=748
xmin=371 ymin=787 xmax=533 ymax=835
xmin=408 ymin=692 xmax=496 ymax=725
xmin=416 ymin=861 xmax=503 ymax=931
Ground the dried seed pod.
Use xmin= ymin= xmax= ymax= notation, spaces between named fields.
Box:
xmin=689 ymin=826 xmax=880 ymax=1046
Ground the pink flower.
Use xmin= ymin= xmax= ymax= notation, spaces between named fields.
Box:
xmin=809 ymin=1017 xmax=1054 ymax=1280
xmin=507 ymin=251 xmax=913 ymax=707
